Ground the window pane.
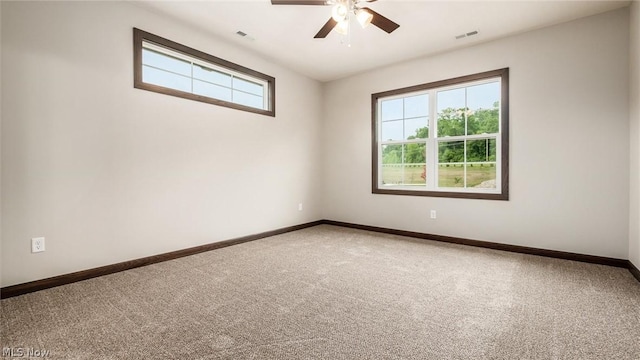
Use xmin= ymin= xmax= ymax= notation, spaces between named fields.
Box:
xmin=467 ymin=82 xmax=500 ymax=135
xmin=193 ymin=65 xmax=232 ymax=87
xmin=402 ymin=164 xmax=426 ymax=186
xmin=404 ymin=143 xmax=427 ymax=186
xmin=193 ymin=80 xmax=231 ymax=102
xmin=438 ymin=141 xmax=465 ymax=188
xmin=381 ymin=98 xmax=403 ymax=121
xmin=233 ymin=90 xmax=263 ymax=109
xmin=488 ymin=138 xmax=497 ymax=161
xmin=437 ymin=87 xmax=465 ymax=112
xmin=405 ymin=117 xmax=428 ymax=140
xmin=438 ymin=140 xmax=464 ymax=164
xmin=466 ymin=138 xmax=496 ymax=162
xmin=466 ymin=164 xmax=496 ymax=189
xmin=467 ymin=82 xmax=499 ymax=111
xmin=233 ymin=77 xmax=263 ymax=96
xmin=381 ymin=144 xmax=403 ymax=186
xmin=438 ymin=164 xmax=464 ymax=188
xmin=142 ymin=65 xmax=191 ymax=93
xmin=142 ymin=48 xmax=191 ymax=77
xmin=381 ymin=120 xmax=403 ymax=141
xmin=404 ymin=94 xmax=428 ymax=118
xmin=437 ymin=88 xmax=466 ymax=137
xmin=381 ymin=144 xmax=426 ymax=186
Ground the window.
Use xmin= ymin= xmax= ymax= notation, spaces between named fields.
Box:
xmin=133 ymin=28 xmax=275 ymax=117
xmin=372 ymin=69 xmax=509 ymax=200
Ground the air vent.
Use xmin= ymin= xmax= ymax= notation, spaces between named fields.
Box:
xmin=235 ymin=30 xmax=255 ymax=41
xmin=455 ymin=30 xmax=479 ymax=40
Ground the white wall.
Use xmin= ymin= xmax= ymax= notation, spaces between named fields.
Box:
xmin=630 ymin=0 xmax=640 ymax=268
xmin=322 ymin=8 xmax=630 ymax=259
xmin=1 ymin=1 xmax=323 ymax=287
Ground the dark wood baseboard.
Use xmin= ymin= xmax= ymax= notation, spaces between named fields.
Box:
xmin=3 ymin=219 xmax=637 ymax=299
xmin=0 ymin=220 xmax=323 ymax=299
xmin=629 ymin=261 xmax=640 ymax=283
xmin=322 ymin=220 xmax=629 ymax=269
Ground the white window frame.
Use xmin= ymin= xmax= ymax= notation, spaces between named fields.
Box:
xmin=372 ymin=69 xmax=509 ymax=200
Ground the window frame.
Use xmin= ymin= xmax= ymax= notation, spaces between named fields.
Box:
xmin=133 ymin=28 xmax=276 ymax=117
xmin=371 ymin=68 xmax=509 ymax=200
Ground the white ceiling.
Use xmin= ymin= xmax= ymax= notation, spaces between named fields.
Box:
xmin=135 ymin=0 xmax=631 ymax=82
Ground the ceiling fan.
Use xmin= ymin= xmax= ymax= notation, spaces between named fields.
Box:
xmin=271 ymin=0 xmax=400 ymax=39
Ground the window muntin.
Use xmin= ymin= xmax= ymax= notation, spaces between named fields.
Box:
xmin=134 ymin=28 xmax=275 ymax=117
xmin=372 ymin=69 xmax=509 ymax=200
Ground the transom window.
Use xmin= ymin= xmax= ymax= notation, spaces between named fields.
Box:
xmin=134 ymin=28 xmax=275 ymax=117
xmin=372 ymin=69 xmax=509 ymax=200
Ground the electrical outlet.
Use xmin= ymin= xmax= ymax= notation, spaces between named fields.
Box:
xmin=298 ymin=203 xmax=303 ymax=211
xmin=430 ymin=210 xmax=437 ymax=219
xmin=31 ymin=237 xmax=45 ymax=253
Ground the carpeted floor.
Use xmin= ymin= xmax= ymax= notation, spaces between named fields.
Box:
xmin=2 ymin=225 xmax=640 ymax=359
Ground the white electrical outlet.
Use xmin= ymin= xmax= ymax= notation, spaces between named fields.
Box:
xmin=298 ymin=203 xmax=303 ymax=211
xmin=32 ymin=237 xmax=45 ymax=253
xmin=430 ymin=210 xmax=437 ymax=219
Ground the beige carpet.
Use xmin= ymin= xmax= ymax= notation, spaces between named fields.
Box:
xmin=2 ymin=225 xmax=640 ymax=359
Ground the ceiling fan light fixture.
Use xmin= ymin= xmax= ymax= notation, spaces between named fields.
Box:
xmin=273 ymin=0 xmax=399 ymax=40
xmin=356 ymin=9 xmax=373 ymax=28
xmin=331 ymin=3 xmax=348 ymax=22
xmin=335 ymin=19 xmax=349 ymax=35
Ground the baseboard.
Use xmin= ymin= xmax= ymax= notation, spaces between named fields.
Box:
xmin=629 ymin=261 xmax=640 ymax=283
xmin=0 ymin=220 xmax=323 ymax=299
xmin=3 ymin=219 xmax=636 ymax=299
xmin=321 ymin=220 xmax=629 ymax=269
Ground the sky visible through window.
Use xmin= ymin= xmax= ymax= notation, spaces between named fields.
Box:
xmin=142 ymin=47 xmax=265 ymax=110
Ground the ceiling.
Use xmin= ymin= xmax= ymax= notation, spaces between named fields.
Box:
xmin=135 ymin=0 xmax=631 ymax=82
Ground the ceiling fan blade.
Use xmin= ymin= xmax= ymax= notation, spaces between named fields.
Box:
xmin=362 ymin=7 xmax=399 ymax=34
xmin=314 ymin=18 xmax=338 ymax=38
xmin=271 ymin=0 xmax=328 ymax=5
